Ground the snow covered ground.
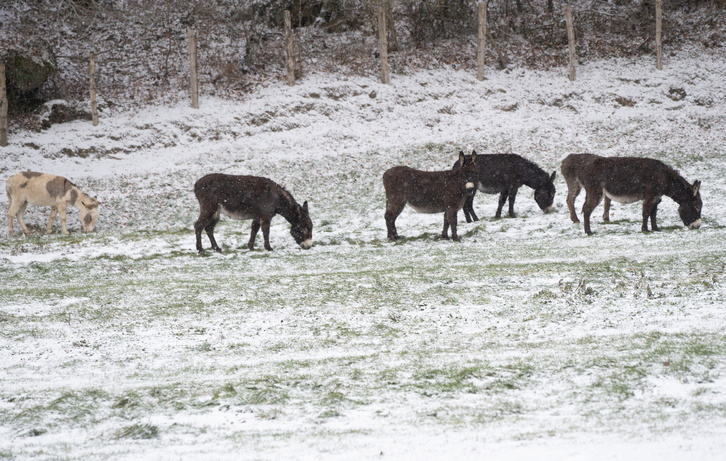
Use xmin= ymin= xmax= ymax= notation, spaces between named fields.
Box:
xmin=1 ymin=50 xmax=725 ymax=460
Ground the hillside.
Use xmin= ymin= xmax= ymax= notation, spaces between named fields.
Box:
xmin=1 ymin=0 xmax=724 ymax=127
xmin=0 ymin=47 xmax=725 ymax=459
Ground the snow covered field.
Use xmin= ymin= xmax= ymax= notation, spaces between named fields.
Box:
xmin=1 ymin=51 xmax=725 ymax=460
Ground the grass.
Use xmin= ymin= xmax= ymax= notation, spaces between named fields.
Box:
xmin=2 ymin=142 xmax=726 ymax=460
xmin=1 ymin=211 xmax=725 ymax=459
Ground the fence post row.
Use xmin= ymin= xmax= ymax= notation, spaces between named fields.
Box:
xmin=377 ymin=5 xmax=390 ymax=84
xmin=187 ymin=28 xmax=199 ymax=109
xmin=89 ymin=52 xmax=99 ymax=126
xmin=565 ymin=4 xmax=576 ymax=81
xmin=0 ymin=3 xmax=678 ymax=139
xmin=476 ymin=1 xmax=488 ymax=81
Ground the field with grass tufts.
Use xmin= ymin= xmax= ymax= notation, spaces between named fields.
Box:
xmin=1 ymin=51 xmax=726 ymax=460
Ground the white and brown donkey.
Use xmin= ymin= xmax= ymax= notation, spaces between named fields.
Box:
xmin=6 ymin=172 xmax=100 ymax=236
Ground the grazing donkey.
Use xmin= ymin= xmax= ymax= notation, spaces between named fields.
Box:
xmin=383 ymin=151 xmax=478 ymax=242
xmin=6 ymin=172 xmax=99 ymax=236
xmin=194 ymin=174 xmax=313 ymax=253
xmin=561 ymin=153 xmax=612 ymax=224
xmin=578 ymin=156 xmax=702 ymax=235
xmin=453 ymin=153 xmax=556 ymax=221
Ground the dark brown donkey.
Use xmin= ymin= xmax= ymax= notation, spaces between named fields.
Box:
xmin=578 ymin=156 xmax=702 ymax=235
xmin=194 ymin=174 xmax=313 ymax=253
xmin=383 ymin=152 xmax=479 ymax=242
xmin=561 ymin=153 xmax=612 ymax=224
xmin=452 ymin=153 xmax=556 ymax=221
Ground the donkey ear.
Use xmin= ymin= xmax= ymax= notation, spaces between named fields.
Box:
xmin=471 ymin=150 xmax=477 ymax=155
xmin=302 ymin=201 xmax=309 ymax=212
xmin=458 ymin=151 xmax=465 ymax=165
xmin=692 ymin=180 xmax=701 ymax=196
xmin=550 ymin=171 xmax=557 ymax=182
xmin=471 ymin=151 xmax=477 ymax=163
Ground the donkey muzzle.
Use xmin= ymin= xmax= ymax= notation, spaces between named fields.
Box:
xmin=543 ymin=205 xmax=554 ymax=213
xmin=465 ymin=182 xmax=476 ymax=190
xmin=299 ymin=239 xmax=313 ymax=250
xmin=688 ymin=219 xmax=702 ymax=230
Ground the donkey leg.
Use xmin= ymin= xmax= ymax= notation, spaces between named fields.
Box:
xmin=507 ymin=191 xmax=517 ymax=218
xmin=260 ymin=217 xmax=273 ymax=251
xmin=495 ymin=192 xmax=507 ymax=218
xmin=16 ymin=202 xmax=31 ymax=236
xmin=194 ymin=224 xmax=204 ymax=252
xmin=6 ymin=213 xmax=14 ymax=237
xmin=6 ymin=196 xmax=21 ymax=237
xmin=566 ymin=185 xmax=581 ymax=223
xmin=463 ymin=193 xmax=478 ymax=223
xmin=248 ymin=218 xmax=261 ymax=250
xmin=650 ymin=206 xmax=661 ymax=232
xmin=385 ymin=199 xmax=405 ymax=240
xmin=56 ymin=205 xmax=70 ymax=235
xmin=441 ymin=216 xmax=450 ymax=240
xmin=206 ymin=222 xmax=222 ymax=252
xmin=195 ymin=211 xmax=221 ymax=252
xmin=194 ymin=217 xmax=208 ymax=252
xmin=47 ymin=207 xmax=58 ymax=234
xmin=602 ymin=197 xmax=611 ymax=222
xmin=445 ymin=209 xmax=460 ymax=242
xmin=385 ymin=210 xmax=399 ymax=240
xmin=582 ymin=190 xmax=602 ymax=236
xmin=644 ymin=197 xmax=662 ymax=232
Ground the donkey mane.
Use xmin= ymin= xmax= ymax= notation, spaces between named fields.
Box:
xmin=666 ymin=166 xmax=696 ymax=202
xmin=518 ymin=156 xmax=551 ymax=189
xmin=274 ymin=186 xmax=304 ymax=221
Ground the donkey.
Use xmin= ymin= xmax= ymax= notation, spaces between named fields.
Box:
xmin=452 ymin=153 xmax=556 ymax=221
xmin=561 ymin=153 xmax=612 ymax=224
xmin=578 ymin=156 xmax=702 ymax=235
xmin=6 ymin=172 xmax=100 ymax=236
xmin=194 ymin=174 xmax=313 ymax=253
xmin=383 ymin=151 xmax=478 ymax=242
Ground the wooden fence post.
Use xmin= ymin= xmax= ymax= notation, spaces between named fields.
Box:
xmin=284 ymin=11 xmax=295 ymax=86
xmin=89 ymin=52 xmax=99 ymax=126
xmin=565 ymin=4 xmax=576 ymax=81
xmin=476 ymin=1 xmax=488 ymax=81
xmin=0 ymin=63 xmax=7 ymax=147
xmin=187 ymin=28 xmax=199 ymax=109
xmin=655 ymin=0 xmax=663 ymax=70
xmin=377 ymin=5 xmax=390 ymax=84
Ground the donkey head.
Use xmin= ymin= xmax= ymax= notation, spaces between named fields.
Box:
xmin=290 ymin=201 xmax=313 ymax=249
xmin=534 ymin=171 xmax=557 ymax=213
xmin=678 ymin=180 xmax=702 ymax=229
xmin=80 ymin=197 xmax=100 ymax=232
xmin=458 ymin=151 xmax=479 ymax=195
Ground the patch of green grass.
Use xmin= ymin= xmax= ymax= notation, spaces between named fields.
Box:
xmin=412 ymin=364 xmax=488 ymax=395
xmin=114 ymin=423 xmax=159 ymax=440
